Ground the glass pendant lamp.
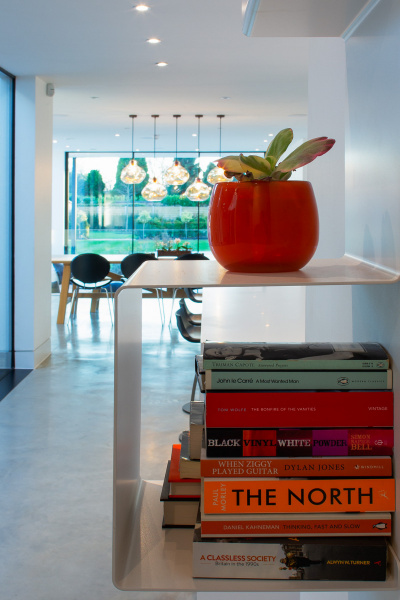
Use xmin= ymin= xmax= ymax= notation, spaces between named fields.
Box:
xmin=207 ymin=115 xmax=232 ymax=185
xmin=164 ymin=115 xmax=190 ymax=186
xmin=120 ymin=115 xmax=146 ymax=184
xmin=185 ymin=115 xmax=211 ymax=250
xmin=142 ymin=115 xmax=167 ymax=201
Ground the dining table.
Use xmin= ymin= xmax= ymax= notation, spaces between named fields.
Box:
xmin=51 ymin=253 xmax=185 ymax=325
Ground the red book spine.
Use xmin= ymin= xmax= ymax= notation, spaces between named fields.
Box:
xmin=205 ymin=390 xmax=393 ymax=428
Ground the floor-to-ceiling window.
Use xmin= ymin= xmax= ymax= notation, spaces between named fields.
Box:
xmin=0 ymin=67 xmax=14 ymax=380
xmin=65 ymin=153 xmax=217 ymax=255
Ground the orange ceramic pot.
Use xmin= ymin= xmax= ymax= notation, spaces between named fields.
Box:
xmin=208 ymin=180 xmax=319 ymax=273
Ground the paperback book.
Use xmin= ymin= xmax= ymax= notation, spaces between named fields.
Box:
xmin=179 ymin=430 xmax=201 ymax=478
xmin=204 ymin=369 xmax=392 ymax=391
xmin=189 ymin=400 xmax=205 ymax=460
xmin=192 ymin=524 xmax=388 ymax=580
xmin=205 ymin=390 xmax=394 ymax=428
xmin=160 ymin=461 xmax=199 ymax=527
xmin=200 ymin=450 xmax=392 ymax=478
xmin=199 ymin=510 xmax=392 ymax=538
xmin=202 ymin=477 xmax=396 ymax=514
xmin=205 ymin=427 xmax=394 ymax=457
xmin=202 ymin=342 xmax=390 ymax=371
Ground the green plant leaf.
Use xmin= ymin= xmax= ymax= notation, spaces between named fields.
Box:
xmin=216 ymin=155 xmax=246 ymax=173
xmin=276 ymin=137 xmax=336 ymax=173
xmin=239 ymin=154 xmax=272 ymax=177
xmin=265 ymin=155 xmax=277 ymax=170
xmin=265 ymin=128 xmax=293 ymax=162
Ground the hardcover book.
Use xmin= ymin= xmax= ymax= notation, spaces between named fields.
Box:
xmin=168 ymin=444 xmax=200 ymax=497
xmin=192 ymin=524 xmax=388 ymax=580
xmin=204 ymin=427 xmax=394 ymax=457
xmin=160 ymin=461 xmax=199 ymax=527
xmin=199 ymin=510 xmax=392 ymax=538
xmin=205 ymin=390 xmax=394 ymax=428
xmin=200 ymin=450 xmax=392 ymax=478
xmin=202 ymin=342 xmax=390 ymax=371
xmin=204 ymin=369 xmax=392 ymax=391
xmin=202 ymin=477 xmax=396 ymax=514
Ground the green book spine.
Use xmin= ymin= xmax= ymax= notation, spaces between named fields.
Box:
xmin=204 ymin=369 xmax=392 ymax=391
xmin=202 ymin=358 xmax=390 ymax=370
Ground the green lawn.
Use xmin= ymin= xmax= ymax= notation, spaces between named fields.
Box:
xmin=70 ymin=231 xmax=210 ymax=255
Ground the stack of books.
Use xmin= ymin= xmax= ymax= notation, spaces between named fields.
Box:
xmin=160 ymin=443 xmax=201 ymax=527
xmin=191 ymin=341 xmax=395 ymax=581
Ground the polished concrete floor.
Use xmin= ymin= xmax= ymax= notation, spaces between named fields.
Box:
xmin=0 ymin=296 xmax=196 ymax=600
xmin=0 ymin=295 xmax=357 ymax=600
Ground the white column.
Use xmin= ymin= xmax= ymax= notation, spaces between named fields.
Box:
xmin=14 ymin=76 xmax=53 ymax=368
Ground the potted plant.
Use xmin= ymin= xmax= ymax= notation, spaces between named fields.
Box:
xmin=207 ymin=128 xmax=335 ymax=273
xmin=156 ymin=238 xmax=193 ymax=257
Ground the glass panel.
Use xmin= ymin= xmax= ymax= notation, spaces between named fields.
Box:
xmin=66 ymin=154 xmax=222 ymax=255
xmin=0 ymin=69 xmax=13 ymax=374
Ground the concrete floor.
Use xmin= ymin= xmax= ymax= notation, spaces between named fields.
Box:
xmin=0 ymin=296 xmax=196 ymax=600
xmin=0 ymin=295 xmax=357 ymax=600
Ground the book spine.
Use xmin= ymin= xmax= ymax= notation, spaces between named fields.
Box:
xmin=200 ymin=515 xmax=392 ymax=537
xmin=202 ymin=478 xmax=396 ymax=514
xmin=192 ymin=533 xmax=387 ymax=580
xmin=205 ymin=369 xmax=392 ymax=391
xmin=200 ymin=455 xmax=392 ymax=478
xmin=205 ymin=390 xmax=394 ymax=428
xmin=204 ymin=427 xmax=394 ymax=458
xmin=203 ymin=359 xmax=390 ymax=371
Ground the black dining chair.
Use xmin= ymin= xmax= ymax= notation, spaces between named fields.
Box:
xmin=69 ymin=253 xmax=113 ymax=322
xmin=175 ymin=302 xmax=202 ymax=413
xmin=168 ymin=253 xmax=209 ymax=323
xmin=120 ymin=253 xmax=164 ymax=322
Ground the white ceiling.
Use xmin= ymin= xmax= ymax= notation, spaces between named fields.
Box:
xmin=0 ymin=0 xmax=328 ymax=154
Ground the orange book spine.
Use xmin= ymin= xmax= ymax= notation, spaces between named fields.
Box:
xmin=202 ymin=478 xmax=395 ymax=514
xmin=200 ymin=455 xmax=392 ymax=478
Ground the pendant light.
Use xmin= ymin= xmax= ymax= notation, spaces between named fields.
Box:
xmin=207 ymin=114 xmax=232 ymax=185
xmin=185 ymin=115 xmax=211 ymax=251
xmin=120 ymin=115 xmax=146 ymax=184
xmin=164 ymin=115 xmax=190 ymax=186
xmin=185 ymin=115 xmax=211 ymax=201
xmin=142 ymin=115 xmax=167 ymax=201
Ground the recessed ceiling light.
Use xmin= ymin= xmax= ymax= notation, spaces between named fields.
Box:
xmin=147 ymin=38 xmax=161 ymax=44
xmin=269 ymin=133 xmax=274 ymax=136
xmin=156 ymin=61 xmax=168 ymax=67
xmin=115 ymin=134 xmax=120 ymax=137
xmin=53 ymin=140 xmax=57 ymax=144
xmin=135 ymin=4 xmax=149 ymax=11
xmin=66 ymin=145 xmax=70 ymax=148
xmin=192 ymin=133 xmax=197 ymax=137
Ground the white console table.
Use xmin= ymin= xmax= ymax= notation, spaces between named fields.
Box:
xmin=113 ymin=256 xmax=400 ymax=592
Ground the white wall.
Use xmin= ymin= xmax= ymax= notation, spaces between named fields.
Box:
xmin=304 ymin=37 xmax=353 ymax=342
xmin=344 ymin=1 xmax=400 ymax=596
xmin=14 ymin=76 xmax=53 ymax=368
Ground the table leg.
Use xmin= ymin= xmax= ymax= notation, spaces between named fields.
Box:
xmin=57 ymin=264 xmax=71 ymax=325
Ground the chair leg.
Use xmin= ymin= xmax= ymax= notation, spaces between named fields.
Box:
xmin=105 ymin=288 xmax=114 ymax=324
xmin=68 ymin=287 xmax=79 ymax=322
xmin=168 ymin=288 xmax=178 ymax=325
xmin=156 ymin=288 xmax=165 ymax=324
